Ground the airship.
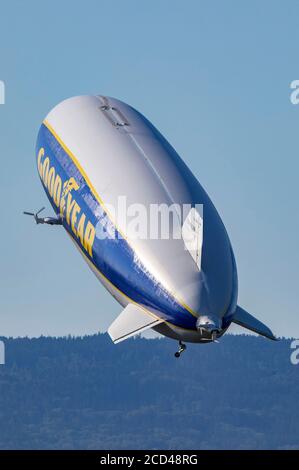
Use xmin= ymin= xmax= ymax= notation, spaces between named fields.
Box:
xmin=25 ymin=95 xmax=276 ymax=357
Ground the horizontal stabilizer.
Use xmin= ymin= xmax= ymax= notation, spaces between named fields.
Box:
xmin=232 ymin=306 xmax=277 ymax=341
xmin=108 ymin=303 xmax=164 ymax=344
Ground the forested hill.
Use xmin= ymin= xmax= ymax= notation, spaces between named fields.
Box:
xmin=0 ymin=334 xmax=298 ymax=450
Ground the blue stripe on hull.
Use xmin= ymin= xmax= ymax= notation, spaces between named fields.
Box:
xmin=36 ymin=123 xmax=197 ymax=330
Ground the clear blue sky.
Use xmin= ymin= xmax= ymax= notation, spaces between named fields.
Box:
xmin=0 ymin=0 xmax=298 ymax=337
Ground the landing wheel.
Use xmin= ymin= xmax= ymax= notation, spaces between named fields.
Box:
xmin=174 ymin=341 xmax=187 ymax=358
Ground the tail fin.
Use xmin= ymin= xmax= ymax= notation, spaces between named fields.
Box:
xmin=232 ymin=306 xmax=277 ymax=341
xmin=108 ymin=303 xmax=164 ymax=344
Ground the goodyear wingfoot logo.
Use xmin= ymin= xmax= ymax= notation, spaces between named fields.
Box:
xmin=37 ymin=147 xmax=95 ymax=257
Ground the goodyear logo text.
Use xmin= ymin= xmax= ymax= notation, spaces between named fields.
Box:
xmin=37 ymin=147 xmax=95 ymax=257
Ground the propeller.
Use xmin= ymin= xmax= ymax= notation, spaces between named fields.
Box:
xmin=23 ymin=207 xmax=45 ymax=224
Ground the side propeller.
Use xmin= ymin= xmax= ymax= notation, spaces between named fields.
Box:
xmin=23 ymin=207 xmax=46 ymax=224
xmin=23 ymin=207 xmax=62 ymax=225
